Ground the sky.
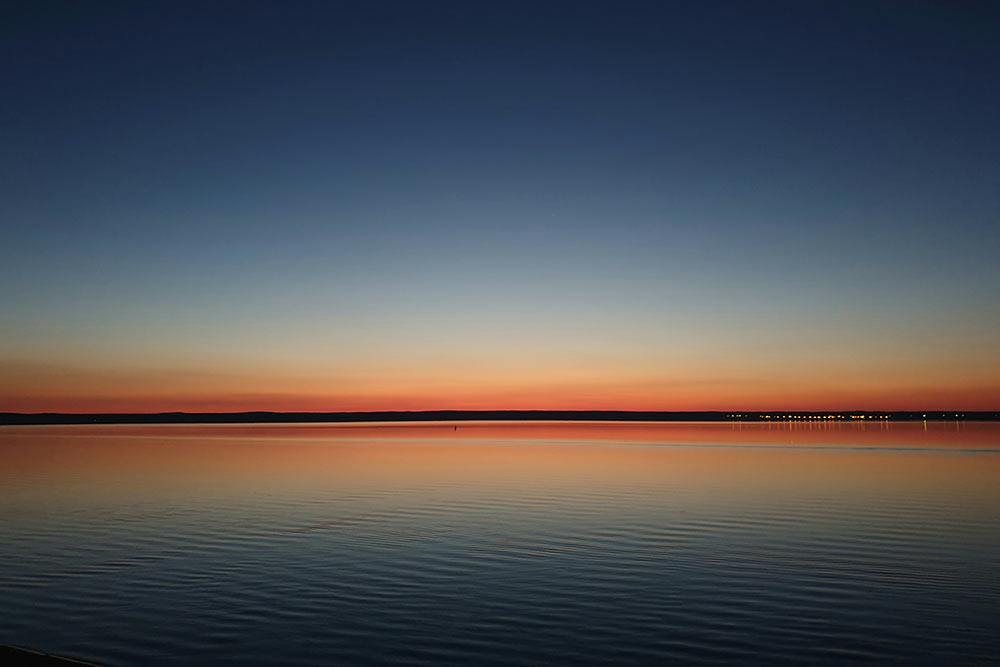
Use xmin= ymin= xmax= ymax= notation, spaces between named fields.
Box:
xmin=2 ymin=0 xmax=999 ymax=413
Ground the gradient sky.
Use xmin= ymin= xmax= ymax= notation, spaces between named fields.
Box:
xmin=2 ymin=1 xmax=999 ymax=412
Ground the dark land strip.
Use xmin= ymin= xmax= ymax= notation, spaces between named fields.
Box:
xmin=2 ymin=410 xmax=997 ymax=425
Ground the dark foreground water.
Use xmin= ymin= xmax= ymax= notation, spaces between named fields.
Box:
xmin=1 ymin=421 xmax=998 ymax=666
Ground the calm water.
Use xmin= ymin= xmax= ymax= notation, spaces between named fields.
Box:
xmin=1 ymin=421 xmax=999 ymax=666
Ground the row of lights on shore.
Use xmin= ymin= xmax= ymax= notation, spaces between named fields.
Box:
xmin=727 ymin=413 xmax=968 ymax=420
xmin=726 ymin=414 xmax=890 ymax=420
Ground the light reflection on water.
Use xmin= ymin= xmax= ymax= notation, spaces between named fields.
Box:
xmin=1 ymin=422 xmax=998 ymax=666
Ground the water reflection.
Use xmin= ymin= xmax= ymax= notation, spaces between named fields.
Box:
xmin=1 ymin=422 xmax=998 ymax=666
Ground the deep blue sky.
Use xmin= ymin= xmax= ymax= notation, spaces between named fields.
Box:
xmin=2 ymin=1 xmax=999 ymax=411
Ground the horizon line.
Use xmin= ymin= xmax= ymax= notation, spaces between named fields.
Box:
xmin=2 ymin=409 xmax=998 ymax=426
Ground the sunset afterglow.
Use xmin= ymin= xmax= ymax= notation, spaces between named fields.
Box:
xmin=2 ymin=2 xmax=997 ymax=414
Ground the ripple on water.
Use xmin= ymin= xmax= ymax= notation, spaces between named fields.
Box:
xmin=1 ymin=425 xmax=999 ymax=665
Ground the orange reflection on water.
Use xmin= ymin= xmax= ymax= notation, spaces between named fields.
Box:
xmin=369 ymin=419 xmax=996 ymax=448
xmin=2 ymin=422 xmax=999 ymax=509
xmin=4 ymin=419 xmax=997 ymax=446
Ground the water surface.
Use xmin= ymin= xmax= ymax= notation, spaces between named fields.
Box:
xmin=1 ymin=421 xmax=998 ymax=665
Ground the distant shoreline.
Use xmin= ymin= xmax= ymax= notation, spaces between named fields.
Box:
xmin=1 ymin=410 xmax=997 ymax=425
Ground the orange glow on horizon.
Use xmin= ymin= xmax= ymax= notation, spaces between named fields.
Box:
xmin=3 ymin=384 xmax=998 ymax=414
xmin=2 ymin=355 xmax=998 ymax=413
